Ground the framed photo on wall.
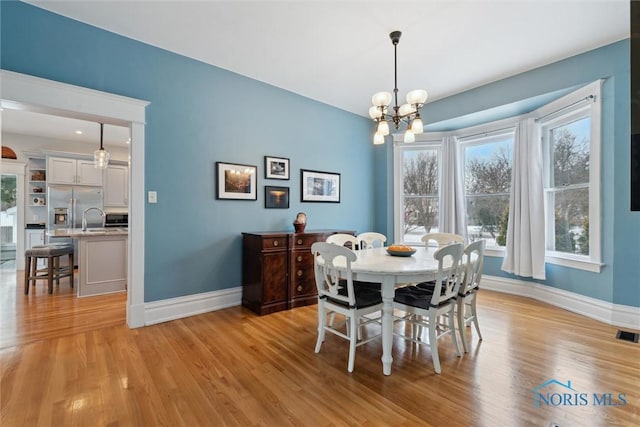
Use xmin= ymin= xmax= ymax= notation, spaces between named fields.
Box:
xmin=264 ymin=186 xmax=290 ymax=209
xmin=216 ymin=162 xmax=257 ymax=200
xmin=264 ymin=156 xmax=290 ymax=180
xmin=300 ymin=169 xmax=340 ymax=203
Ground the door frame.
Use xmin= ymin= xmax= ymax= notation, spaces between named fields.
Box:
xmin=1 ymin=162 xmax=25 ymax=269
xmin=1 ymin=70 xmax=149 ymax=328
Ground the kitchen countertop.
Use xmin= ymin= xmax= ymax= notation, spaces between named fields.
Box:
xmin=47 ymin=228 xmax=129 ymax=238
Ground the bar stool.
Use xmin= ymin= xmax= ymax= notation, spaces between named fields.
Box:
xmin=24 ymin=244 xmax=74 ymax=295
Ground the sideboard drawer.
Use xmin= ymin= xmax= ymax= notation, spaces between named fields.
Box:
xmin=262 ymin=236 xmax=288 ymax=250
xmin=291 ymin=234 xmax=318 ymax=248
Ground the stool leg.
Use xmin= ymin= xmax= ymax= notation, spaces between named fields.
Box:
xmin=24 ymin=255 xmax=31 ymax=295
xmin=69 ymin=253 xmax=74 ymax=289
xmin=47 ymin=257 xmax=54 ymax=294
xmin=55 ymin=256 xmax=60 ymax=286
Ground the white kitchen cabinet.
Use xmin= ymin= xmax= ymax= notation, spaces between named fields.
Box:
xmin=47 ymin=156 xmax=103 ymax=186
xmin=103 ymin=165 xmax=129 ymax=207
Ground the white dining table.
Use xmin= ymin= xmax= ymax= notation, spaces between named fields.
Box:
xmin=329 ymin=246 xmax=443 ymax=375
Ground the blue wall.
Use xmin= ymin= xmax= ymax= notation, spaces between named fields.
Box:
xmin=3 ymin=2 xmax=638 ymax=308
xmin=380 ymin=39 xmax=639 ymax=307
xmin=1 ymin=2 xmax=374 ymax=302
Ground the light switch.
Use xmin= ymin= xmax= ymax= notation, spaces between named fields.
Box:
xmin=148 ymin=191 xmax=157 ymax=204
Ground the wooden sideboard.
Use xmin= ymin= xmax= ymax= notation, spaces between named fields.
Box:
xmin=241 ymin=230 xmax=355 ymax=315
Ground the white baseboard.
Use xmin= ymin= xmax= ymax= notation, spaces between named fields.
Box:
xmin=143 ymin=287 xmax=242 ymax=326
xmin=481 ymin=275 xmax=640 ymax=330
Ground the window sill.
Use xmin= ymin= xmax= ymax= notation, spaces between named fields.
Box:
xmin=485 ymin=247 xmax=603 ymax=273
xmin=545 ymin=253 xmax=603 ymax=273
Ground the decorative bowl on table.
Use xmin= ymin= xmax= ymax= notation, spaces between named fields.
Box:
xmin=386 ymin=245 xmax=417 ymax=257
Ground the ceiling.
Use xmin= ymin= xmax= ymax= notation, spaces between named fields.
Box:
xmin=2 ymin=1 xmax=630 ymax=143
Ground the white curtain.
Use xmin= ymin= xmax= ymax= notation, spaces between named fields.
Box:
xmin=441 ymin=136 xmax=468 ymax=241
xmin=501 ymin=118 xmax=546 ymax=279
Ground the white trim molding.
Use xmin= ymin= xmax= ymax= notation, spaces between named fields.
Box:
xmin=1 ymin=69 xmax=149 ymax=328
xmin=481 ymin=275 xmax=640 ymax=330
xmin=144 ymin=287 xmax=242 ymax=326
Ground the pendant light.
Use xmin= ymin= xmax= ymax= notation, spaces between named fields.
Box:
xmin=93 ymin=123 xmax=110 ymax=169
xmin=370 ymin=31 xmax=428 ymax=144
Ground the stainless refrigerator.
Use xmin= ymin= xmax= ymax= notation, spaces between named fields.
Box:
xmin=48 ymin=185 xmax=104 ymax=266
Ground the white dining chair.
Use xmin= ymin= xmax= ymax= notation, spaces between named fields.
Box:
xmin=421 ymin=232 xmax=464 ymax=248
xmin=393 ymin=242 xmax=463 ymax=374
xmin=311 ymin=242 xmax=382 ymax=372
xmin=356 ymin=232 xmax=387 ymax=249
xmin=457 ymin=239 xmax=485 ymax=353
xmin=326 ymin=233 xmax=359 ymax=250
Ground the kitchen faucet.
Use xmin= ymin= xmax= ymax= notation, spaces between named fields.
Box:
xmin=82 ymin=207 xmax=106 ymax=231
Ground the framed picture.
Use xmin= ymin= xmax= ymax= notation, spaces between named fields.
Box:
xmin=264 ymin=156 xmax=290 ymax=180
xmin=300 ymin=169 xmax=341 ymax=203
xmin=216 ymin=162 xmax=257 ymax=200
xmin=264 ymin=186 xmax=290 ymax=209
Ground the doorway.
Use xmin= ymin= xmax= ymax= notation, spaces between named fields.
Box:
xmin=1 ymin=69 xmax=149 ymax=328
xmin=1 ymin=173 xmax=18 ymax=271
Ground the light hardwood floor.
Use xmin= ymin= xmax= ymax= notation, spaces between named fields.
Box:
xmin=1 ymin=268 xmax=639 ymax=426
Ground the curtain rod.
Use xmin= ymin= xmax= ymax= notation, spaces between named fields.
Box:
xmin=457 ymin=126 xmax=516 ymax=142
xmin=535 ymin=94 xmax=595 ymax=123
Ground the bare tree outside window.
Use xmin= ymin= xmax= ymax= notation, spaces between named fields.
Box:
xmin=547 ymin=118 xmax=590 ymax=255
xmin=402 ymin=150 xmax=439 ymax=243
xmin=463 ymin=139 xmax=513 ymax=246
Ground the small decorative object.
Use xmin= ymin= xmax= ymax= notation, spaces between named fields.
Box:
xmin=216 ymin=162 xmax=257 ymax=200
xmin=264 ymin=156 xmax=290 ymax=180
xmin=265 ymin=186 xmax=289 ymax=209
xmin=31 ymin=171 xmax=46 ymax=181
xmin=300 ymin=169 xmax=340 ymax=203
xmin=33 ymin=186 xmax=43 ymax=193
xmin=2 ymin=146 xmax=17 ymax=159
xmin=293 ymin=212 xmax=307 ymax=233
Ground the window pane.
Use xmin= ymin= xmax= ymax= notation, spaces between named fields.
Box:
xmin=401 ymin=149 xmax=439 ymax=243
xmin=550 ymin=187 xmax=589 ymax=255
xmin=463 ymin=136 xmax=513 ymax=247
xmin=403 ymin=197 xmax=439 ymax=243
xmin=464 ymin=138 xmax=512 ymax=194
xmin=550 ymin=117 xmax=590 ymax=187
xmin=466 ymin=194 xmax=510 ymax=247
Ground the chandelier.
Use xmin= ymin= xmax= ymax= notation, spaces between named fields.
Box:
xmin=369 ymin=31 xmax=427 ymax=144
xmin=93 ymin=123 xmax=110 ymax=169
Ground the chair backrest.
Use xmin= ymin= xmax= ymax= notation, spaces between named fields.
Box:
xmin=311 ymin=242 xmax=357 ymax=307
xmin=460 ymin=240 xmax=485 ymax=296
xmin=326 ymin=233 xmax=359 ymax=250
xmin=421 ymin=232 xmax=464 ymax=248
xmin=429 ymin=242 xmax=463 ymax=307
xmin=356 ymin=232 xmax=387 ymax=249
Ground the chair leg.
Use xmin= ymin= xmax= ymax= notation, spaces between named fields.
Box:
xmin=428 ymin=315 xmax=441 ymax=374
xmin=449 ymin=309 xmax=462 ymax=357
xmin=347 ymin=314 xmax=357 ymax=373
xmin=69 ymin=253 xmax=74 ymax=288
xmin=24 ymin=255 xmax=31 ymax=295
xmin=47 ymin=257 xmax=54 ymax=294
xmin=315 ymin=301 xmax=326 ymax=353
xmin=470 ymin=296 xmax=483 ymax=341
xmin=457 ymin=300 xmax=469 ymax=353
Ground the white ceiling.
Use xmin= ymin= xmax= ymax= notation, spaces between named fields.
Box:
xmin=3 ymin=0 xmax=630 ymax=142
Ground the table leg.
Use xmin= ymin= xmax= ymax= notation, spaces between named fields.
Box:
xmin=381 ymin=277 xmax=394 ymax=375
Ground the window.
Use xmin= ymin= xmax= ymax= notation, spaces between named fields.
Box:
xmin=392 ymin=81 xmax=601 ymax=272
xmin=538 ymin=81 xmax=601 ymax=271
xmin=461 ymin=133 xmax=514 ymax=248
xmin=394 ymin=144 xmax=441 ymax=244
